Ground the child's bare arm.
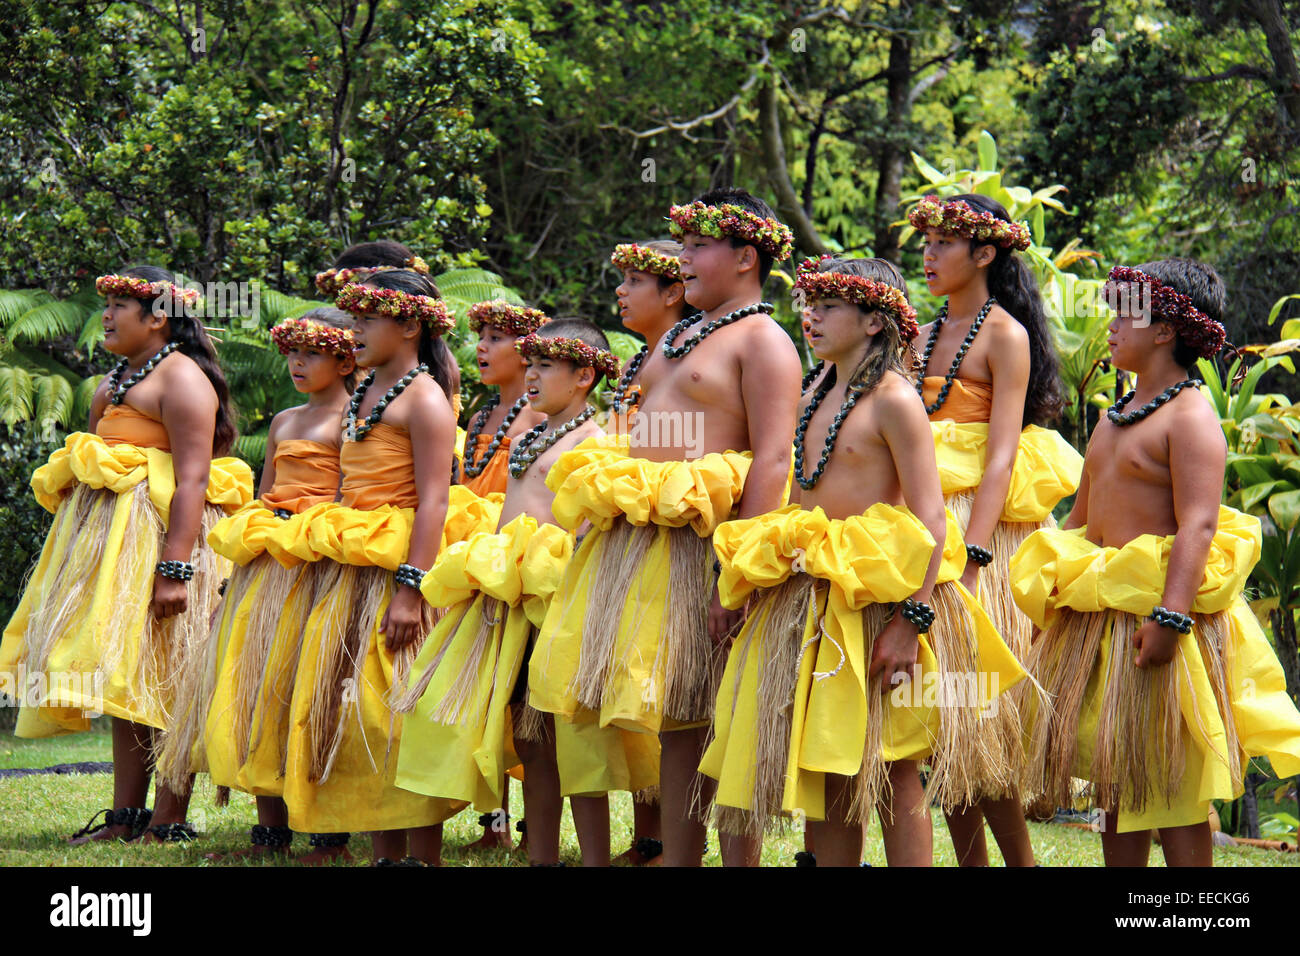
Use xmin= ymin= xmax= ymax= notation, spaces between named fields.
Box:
xmin=1135 ymin=404 xmax=1226 ymax=668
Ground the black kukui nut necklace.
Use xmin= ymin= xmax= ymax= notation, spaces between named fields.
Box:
xmin=1106 ymin=378 xmax=1200 ymax=426
xmin=508 ymin=405 xmax=595 ymax=479
xmin=915 ymin=297 xmax=997 ymax=415
xmin=662 ymin=302 xmax=772 ymax=360
xmin=462 ymin=393 xmax=529 ymax=477
xmin=801 ymin=359 xmax=825 ymax=394
xmin=609 ymin=345 xmax=647 ymax=413
xmin=793 ymin=366 xmax=866 ymax=490
xmin=345 ymin=364 xmax=426 ymax=441
xmin=108 ymin=342 xmax=178 ymax=404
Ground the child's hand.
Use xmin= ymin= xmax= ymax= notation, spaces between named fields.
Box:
xmin=382 ymin=585 xmax=426 ymax=652
xmin=868 ymin=614 xmax=919 ymax=695
xmin=151 ymin=576 xmax=189 ymax=620
xmin=1133 ymin=619 xmax=1180 ymax=668
xmin=708 ymin=585 xmax=744 ymax=646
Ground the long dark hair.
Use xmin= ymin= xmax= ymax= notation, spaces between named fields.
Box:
xmin=950 ymin=193 xmax=1064 ymax=427
xmin=119 ymin=265 xmax=238 ymax=456
xmin=333 ymin=240 xmax=419 ymax=270
xmin=364 ymin=270 xmax=458 ymax=403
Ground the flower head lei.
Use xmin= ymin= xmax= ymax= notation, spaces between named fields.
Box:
xmin=515 ymin=332 xmax=622 ymax=382
xmin=467 ymin=299 xmax=551 ymax=336
xmin=610 ymin=243 xmax=681 ymax=280
xmin=666 ymin=201 xmax=795 ymax=261
xmin=314 ymin=256 xmax=430 ymax=296
xmin=906 ymin=195 xmax=1031 ymax=251
xmin=1103 ymin=265 xmax=1226 ymax=359
xmin=269 ymin=316 xmax=355 ymax=358
xmin=794 ymin=255 xmax=920 ymax=341
xmin=335 ymin=282 xmax=455 ymax=335
xmin=96 ymin=274 xmax=203 ymax=309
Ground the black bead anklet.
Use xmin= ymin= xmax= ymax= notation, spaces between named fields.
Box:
xmin=148 ymin=822 xmax=197 ymax=842
xmin=251 ymin=824 xmax=293 ymax=848
xmin=72 ymin=806 xmax=152 ymax=842
xmin=965 ymin=544 xmax=993 ymax=567
xmin=309 ymin=832 xmax=350 ymax=848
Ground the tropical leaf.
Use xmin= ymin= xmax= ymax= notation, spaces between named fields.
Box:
xmin=7 ymin=300 xmax=92 ymax=343
xmin=0 ymin=290 xmax=55 ymax=328
xmin=32 ymin=374 xmax=74 ymax=429
xmin=0 ymin=366 xmax=34 ymax=426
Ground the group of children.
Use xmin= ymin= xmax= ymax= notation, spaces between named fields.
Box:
xmin=5 ymin=185 xmax=1300 ymax=867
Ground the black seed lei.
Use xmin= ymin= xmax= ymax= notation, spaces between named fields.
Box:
xmin=462 ymin=393 xmax=529 ymax=477
xmin=1106 ymin=378 xmax=1200 ymax=426
xmin=800 ymin=359 xmax=825 ymax=394
xmin=345 ymin=364 xmax=426 ymax=441
xmin=508 ymin=405 xmax=595 ymax=479
xmin=107 ymin=342 xmax=178 ymax=405
xmin=608 ymin=345 xmax=647 ymax=413
xmin=793 ymin=367 xmax=866 ymax=490
xmin=662 ymin=302 xmax=772 ymax=360
xmin=915 ymin=298 xmax=997 ymax=415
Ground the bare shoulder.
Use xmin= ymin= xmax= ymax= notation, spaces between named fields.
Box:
xmin=736 ymin=314 xmax=801 ymax=365
xmin=984 ymin=305 xmax=1030 ymax=351
xmin=870 ymin=370 xmax=927 ymax=420
xmin=1168 ymin=385 xmax=1226 ymax=452
xmin=554 ymin=418 xmax=603 ymax=456
xmin=158 ymin=349 xmax=215 ymax=394
xmin=267 ymin=404 xmax=306 ymax=441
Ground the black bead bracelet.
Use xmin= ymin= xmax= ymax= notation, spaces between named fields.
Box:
xmin=1149 ymin=606 xmax=1193 ymax=634
xmin=965 ymin=544 xmax=993 ymax=567
xmin=394 ymin=563 xmax=426 ymax=590
xmin=899 ymin=597 xmax=936 ymax=632
xmin=155 ymin=560 xmax=195 ymax=581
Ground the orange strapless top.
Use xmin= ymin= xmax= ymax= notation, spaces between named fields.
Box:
xmin=260 ymin=438 xmax=341 ymax=514
xmin=462 ymin=433 xmax=511 ymax=497
xmin=96 ymin=403 xmax=171 ymax=451
xmin=339 ymin=422 xmax=419 ymax=510
xmin=921 ymin=375 xmax=993 ymax=424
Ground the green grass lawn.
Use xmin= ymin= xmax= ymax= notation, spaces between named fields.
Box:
xmin=2 ymin=726 xmax=1297 ymax=867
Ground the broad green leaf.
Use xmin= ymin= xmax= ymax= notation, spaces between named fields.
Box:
xmin=977 ymin=130 xmax=998 ymax=172
xmin=1268 ymin=488 xmax=1300 ymax=532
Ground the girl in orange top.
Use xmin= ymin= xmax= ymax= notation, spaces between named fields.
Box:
xmin=460 ymin=300 xmax=549 ymax=497
xmin=278 ymin=269 xmax=465 ymax=865
xmin=909 ymin=193 xmax=1071 ymax=866
xmin=0 ymin=264 xmax=251 ymax=846
xmin=195 ymin=308 xmax=356 ymax=859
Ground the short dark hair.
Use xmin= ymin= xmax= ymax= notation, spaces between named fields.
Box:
xmin=1135 ymin=257 xmax=1226 ymax=371
xmin=693 ymin=186 xmax=782 ymax=284
xmin=535 ymin=318 xmax=613 ymax=391
xmin=333 ymin=240 xmax=417 ymax=270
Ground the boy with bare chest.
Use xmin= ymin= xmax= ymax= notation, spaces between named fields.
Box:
xmin=1014 ymin=258 xmax=1300 ymax=865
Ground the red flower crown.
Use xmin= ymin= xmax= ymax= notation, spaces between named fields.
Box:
xmin=906 ymin=195 xmax=1031 ymax=251
xmin=794 ymin=256 xmax=920 ymax=341
xmin=270 ymin=316 xmax=355 ymax=358
xmin=314 ymin=256 xmax=429 ymax=296
xmin=96 ymin=274 xmax=203 ymax=309
xmin=610 ymin=243 xmax=682 ymax=280
xmin=1103 ymin=265 xmax=1226 ymax=359
xmin=335 ymin=282 xmax=454 ymax=335
xmin=515 ymin=332 xmax=622 ymax=382
xmin=467 ymin=299 xmax=551 ymax=336
xmin=666 ymin=201 xmax=795 ymax=261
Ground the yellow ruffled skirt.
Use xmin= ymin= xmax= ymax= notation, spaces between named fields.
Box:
xmin=700 ymin=504 xmax=1025 ymax=835
xmin=529 ymin=437 xmax=751 ymax=735
xmin=1012 ymin=506 xmax=1300 ymax=832
xmin=933 ymin=422 xmax=1082 ymax=796
xmin=200 ymin=503 xmax=318 ymax=796
xmin=0 ymin=434 xmax=251 ymax=757
xmin=275 ymin=488 xmax=500 ymax=832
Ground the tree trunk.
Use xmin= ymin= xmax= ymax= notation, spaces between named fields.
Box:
xmin=872 ymin=32 xmax=911 ymax=264
xmin=1248 ymin=0 xmax=1300 ymax=134
xmin=1242 ymin=772 xmax=1261 ymax=839
xmin=758 ymin=79 xmax=830 ymax=259
xmin=1269 ymin=606 xmax=1300 ymax=706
